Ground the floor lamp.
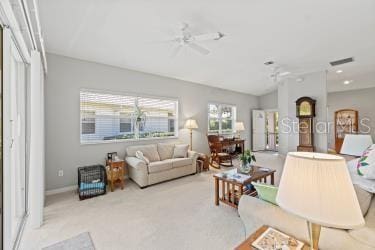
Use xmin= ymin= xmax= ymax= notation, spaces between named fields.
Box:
xmin=276 ymin=152 xmax=364 ymax=250
xmin=185 ymin=119 xmax=198 ymax=150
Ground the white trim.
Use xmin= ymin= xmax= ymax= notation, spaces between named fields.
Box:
xmin=46 ymin=176 xmax=130 ymax=196
xmin=0 ymin=1 xmax=31 ymax=63
xmin=45 ymin=185 xmax=76 ymax=196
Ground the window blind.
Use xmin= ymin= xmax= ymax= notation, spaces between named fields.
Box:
xmin=80 ymin=90 xmax=178 ymax=144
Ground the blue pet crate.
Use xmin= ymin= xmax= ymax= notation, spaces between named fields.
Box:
xmin=78 ymin=165 xmax=107 ymax=200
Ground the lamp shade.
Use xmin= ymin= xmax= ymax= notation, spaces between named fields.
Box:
xmin=276 ymin=152 xmax=364 ymax=229
xmin=340 ymin=134 xmax=373 ymax=156
xmin=235 ymin=122 xmax=245 ymax=131
xmin=185 ymin=119 xmax=198 ymax=129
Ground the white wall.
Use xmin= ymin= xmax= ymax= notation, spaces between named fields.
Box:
xmin=278 ymin=71 xmax=328 ymax=154
xmin=259 ymin=90 xmax=278 ymax=110
xmin=45 ymin=53 xmax=259 ymax=191
xmin=327 ymin=87 xmax=375 ymax=149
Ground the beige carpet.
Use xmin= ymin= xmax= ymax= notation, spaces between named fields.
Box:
xmin=20 ymin=152 xmax=284 ymax=250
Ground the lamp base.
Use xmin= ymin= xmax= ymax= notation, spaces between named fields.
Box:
xmin=307 ymin=221 xmax=321 ymax=250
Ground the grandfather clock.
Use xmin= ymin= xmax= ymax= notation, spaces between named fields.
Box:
xmin=296 ymin=97 xmax=316 ymax=152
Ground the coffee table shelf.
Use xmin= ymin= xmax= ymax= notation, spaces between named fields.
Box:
xmin=213 ymin=166 xmax=275 ymax=209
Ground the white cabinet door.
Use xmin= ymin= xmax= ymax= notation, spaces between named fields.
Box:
xmin=252 ymin=110 xmax=266 ymax=151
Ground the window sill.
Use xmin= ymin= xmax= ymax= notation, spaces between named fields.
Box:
xmin=80 ymin=136 xmax=179 ymax=145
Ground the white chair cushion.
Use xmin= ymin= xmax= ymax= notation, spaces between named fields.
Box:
xmin=157 ymin=143 xmax=175 ymax=160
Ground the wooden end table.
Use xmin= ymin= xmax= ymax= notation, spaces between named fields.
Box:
xmin=197 ymin=153 xmax=210 ymax=173
xmin=235 ymin=225 xmax=309 ymax=250
xmin=213 ymin=166 xmax=275 ymax=208
xmin=106 ymin=159 xmax=126 ymax=192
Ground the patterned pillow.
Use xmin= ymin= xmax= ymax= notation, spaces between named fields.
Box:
xmin=357 ymin=144 xmax=375 ymax=178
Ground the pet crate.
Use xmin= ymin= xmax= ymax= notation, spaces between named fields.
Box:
xmin=78 ymin=164 xmax=107 ymax=200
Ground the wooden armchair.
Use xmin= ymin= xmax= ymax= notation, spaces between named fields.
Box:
xmin=207 ymin=135 xmax=233 ymax=168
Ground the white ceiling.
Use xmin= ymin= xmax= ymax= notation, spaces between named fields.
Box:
xmin=39 ymin=0 xmax=375 ymax=96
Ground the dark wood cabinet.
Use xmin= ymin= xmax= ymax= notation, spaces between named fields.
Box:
xmin=334 ymin=109 xmax=358 ymax=153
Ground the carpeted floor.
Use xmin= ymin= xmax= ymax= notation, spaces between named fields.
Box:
xmin=20 ymin=152 xmax=284 ymax=250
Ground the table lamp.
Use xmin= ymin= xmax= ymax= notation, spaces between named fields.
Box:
xmin=235 ymin=122 xmax=245 ymax=139
xmin=340 ymin=134 xmax=373 ymax=156
xmin=276 ymin=152 xmax=364 ymax=250
xmin=185 ymin=119 xmax=198 ymax=150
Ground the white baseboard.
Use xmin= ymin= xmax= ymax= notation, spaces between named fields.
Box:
xmin=45 ymin=185 xmax=76 ymax=196
xmin=45 ymin=175 xmax=130 ymax=196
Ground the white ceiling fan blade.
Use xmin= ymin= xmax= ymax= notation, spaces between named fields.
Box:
xmin=170 ymin=44 xmax=183 ymax=57
xmin=194 ymin=32 xmax=224 ymax=41
xmin=187 ymin=43 xmax=210 ymax=55
xmin=278 ymin=71 xmax=291 ymax=77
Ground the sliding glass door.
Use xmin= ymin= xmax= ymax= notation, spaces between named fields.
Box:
xmin=3 ymin=28 xmax=27 ymax=249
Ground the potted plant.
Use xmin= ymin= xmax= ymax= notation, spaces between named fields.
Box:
xmin=238 ymin=149 xmax=256 ymax=174
xmin=133 ymin=105 xmax=146 ymax=139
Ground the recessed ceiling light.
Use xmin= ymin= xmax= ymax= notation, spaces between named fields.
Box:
xmin=343 ymin=80 xmax=352 ymax=85
xmin=336 ymin=69 xmax=343 ymax=74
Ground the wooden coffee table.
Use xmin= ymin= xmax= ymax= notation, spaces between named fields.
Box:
xmin=213 ymin=166 xmax=275 ymax=208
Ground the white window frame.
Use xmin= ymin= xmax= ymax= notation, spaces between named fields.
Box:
xmin=207 ymin=103 xmax=237 ymax=134
xmin=80 ymin=89 xmax=179 ymax=144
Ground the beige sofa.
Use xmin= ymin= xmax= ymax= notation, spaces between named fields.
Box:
xmin=238 ymin=185 xmax=375 ymax=250
xmin=125 ymin=143 xmax=198 ymax=188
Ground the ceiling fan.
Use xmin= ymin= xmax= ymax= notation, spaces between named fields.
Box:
xmin=265 ymin=61 xmax=304 ymax=83
xmin=166 ymin=23 xmax=224 ymax=57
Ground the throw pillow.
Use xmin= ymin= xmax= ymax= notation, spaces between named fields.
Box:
xmin=135 ymin=150 xmax=150 ymax=165
xmin=173 ymin=144 xmax=189 ymax=158
xmin=252 ymin=182 xmax=278 ymax=205
xmin=357 ymin=144 xmax=375 ymax=179
xmin=157 ymin=143 xmax=175 ymax=160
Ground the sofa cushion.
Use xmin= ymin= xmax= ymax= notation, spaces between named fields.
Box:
xmin=157 ymin=143 xmax=175 ymax=160
xmin=126 ymin=144 xmax=160 ymax=162
xmin=173 ymin=144 xmax=189 ymax=158
xmin=148 ymin=160 xmax=173 ymax=173
xmin=135 ymin=150 xmax=150 ymax=165
xmin=171 ymin=158 xmax=193 ymax=168
xmin=354 ymin=185 xmax=373 ymax=216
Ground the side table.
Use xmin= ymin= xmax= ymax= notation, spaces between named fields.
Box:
xmin=197 ymin=153 xmax=209 ymax=173
xmin=234 ymin=225 xmax=309 ymax=250
xmin=106 ymin=159 xmax=126 ymax=192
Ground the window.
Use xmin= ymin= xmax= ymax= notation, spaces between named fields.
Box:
xmin=81 ymin=111 xmax=96 ymax=134
xmin=208 ymin=103 xmax=236 ymax=134
xmin=80 ymin=90 xmax=178 ymax=144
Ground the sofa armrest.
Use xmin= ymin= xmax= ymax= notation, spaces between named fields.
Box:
xmin=188 ymin=150 xmax=198 ymax=161
xmin=238 ymin=196 xmax=373 ymax=250
xmin=126 ymin=157 xmax=148 ymax=187
xmin=126 ymin=157 xmax=148 ymax=171
xmin=238 ymin=195 xmax=309 ymax=242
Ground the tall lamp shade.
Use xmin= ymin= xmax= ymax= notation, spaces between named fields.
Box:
xmin=235 ymin=122 xmax=245 ymax=131
xmin=340 ymin=134 xmax=373 ymax=156
xmin=185 ymin=119 xmax=198 ymax=150
xmin=235 ymin=122 xmax=245 ymax=139
xmin=276 ymin=152 xmax=364 ymax=249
